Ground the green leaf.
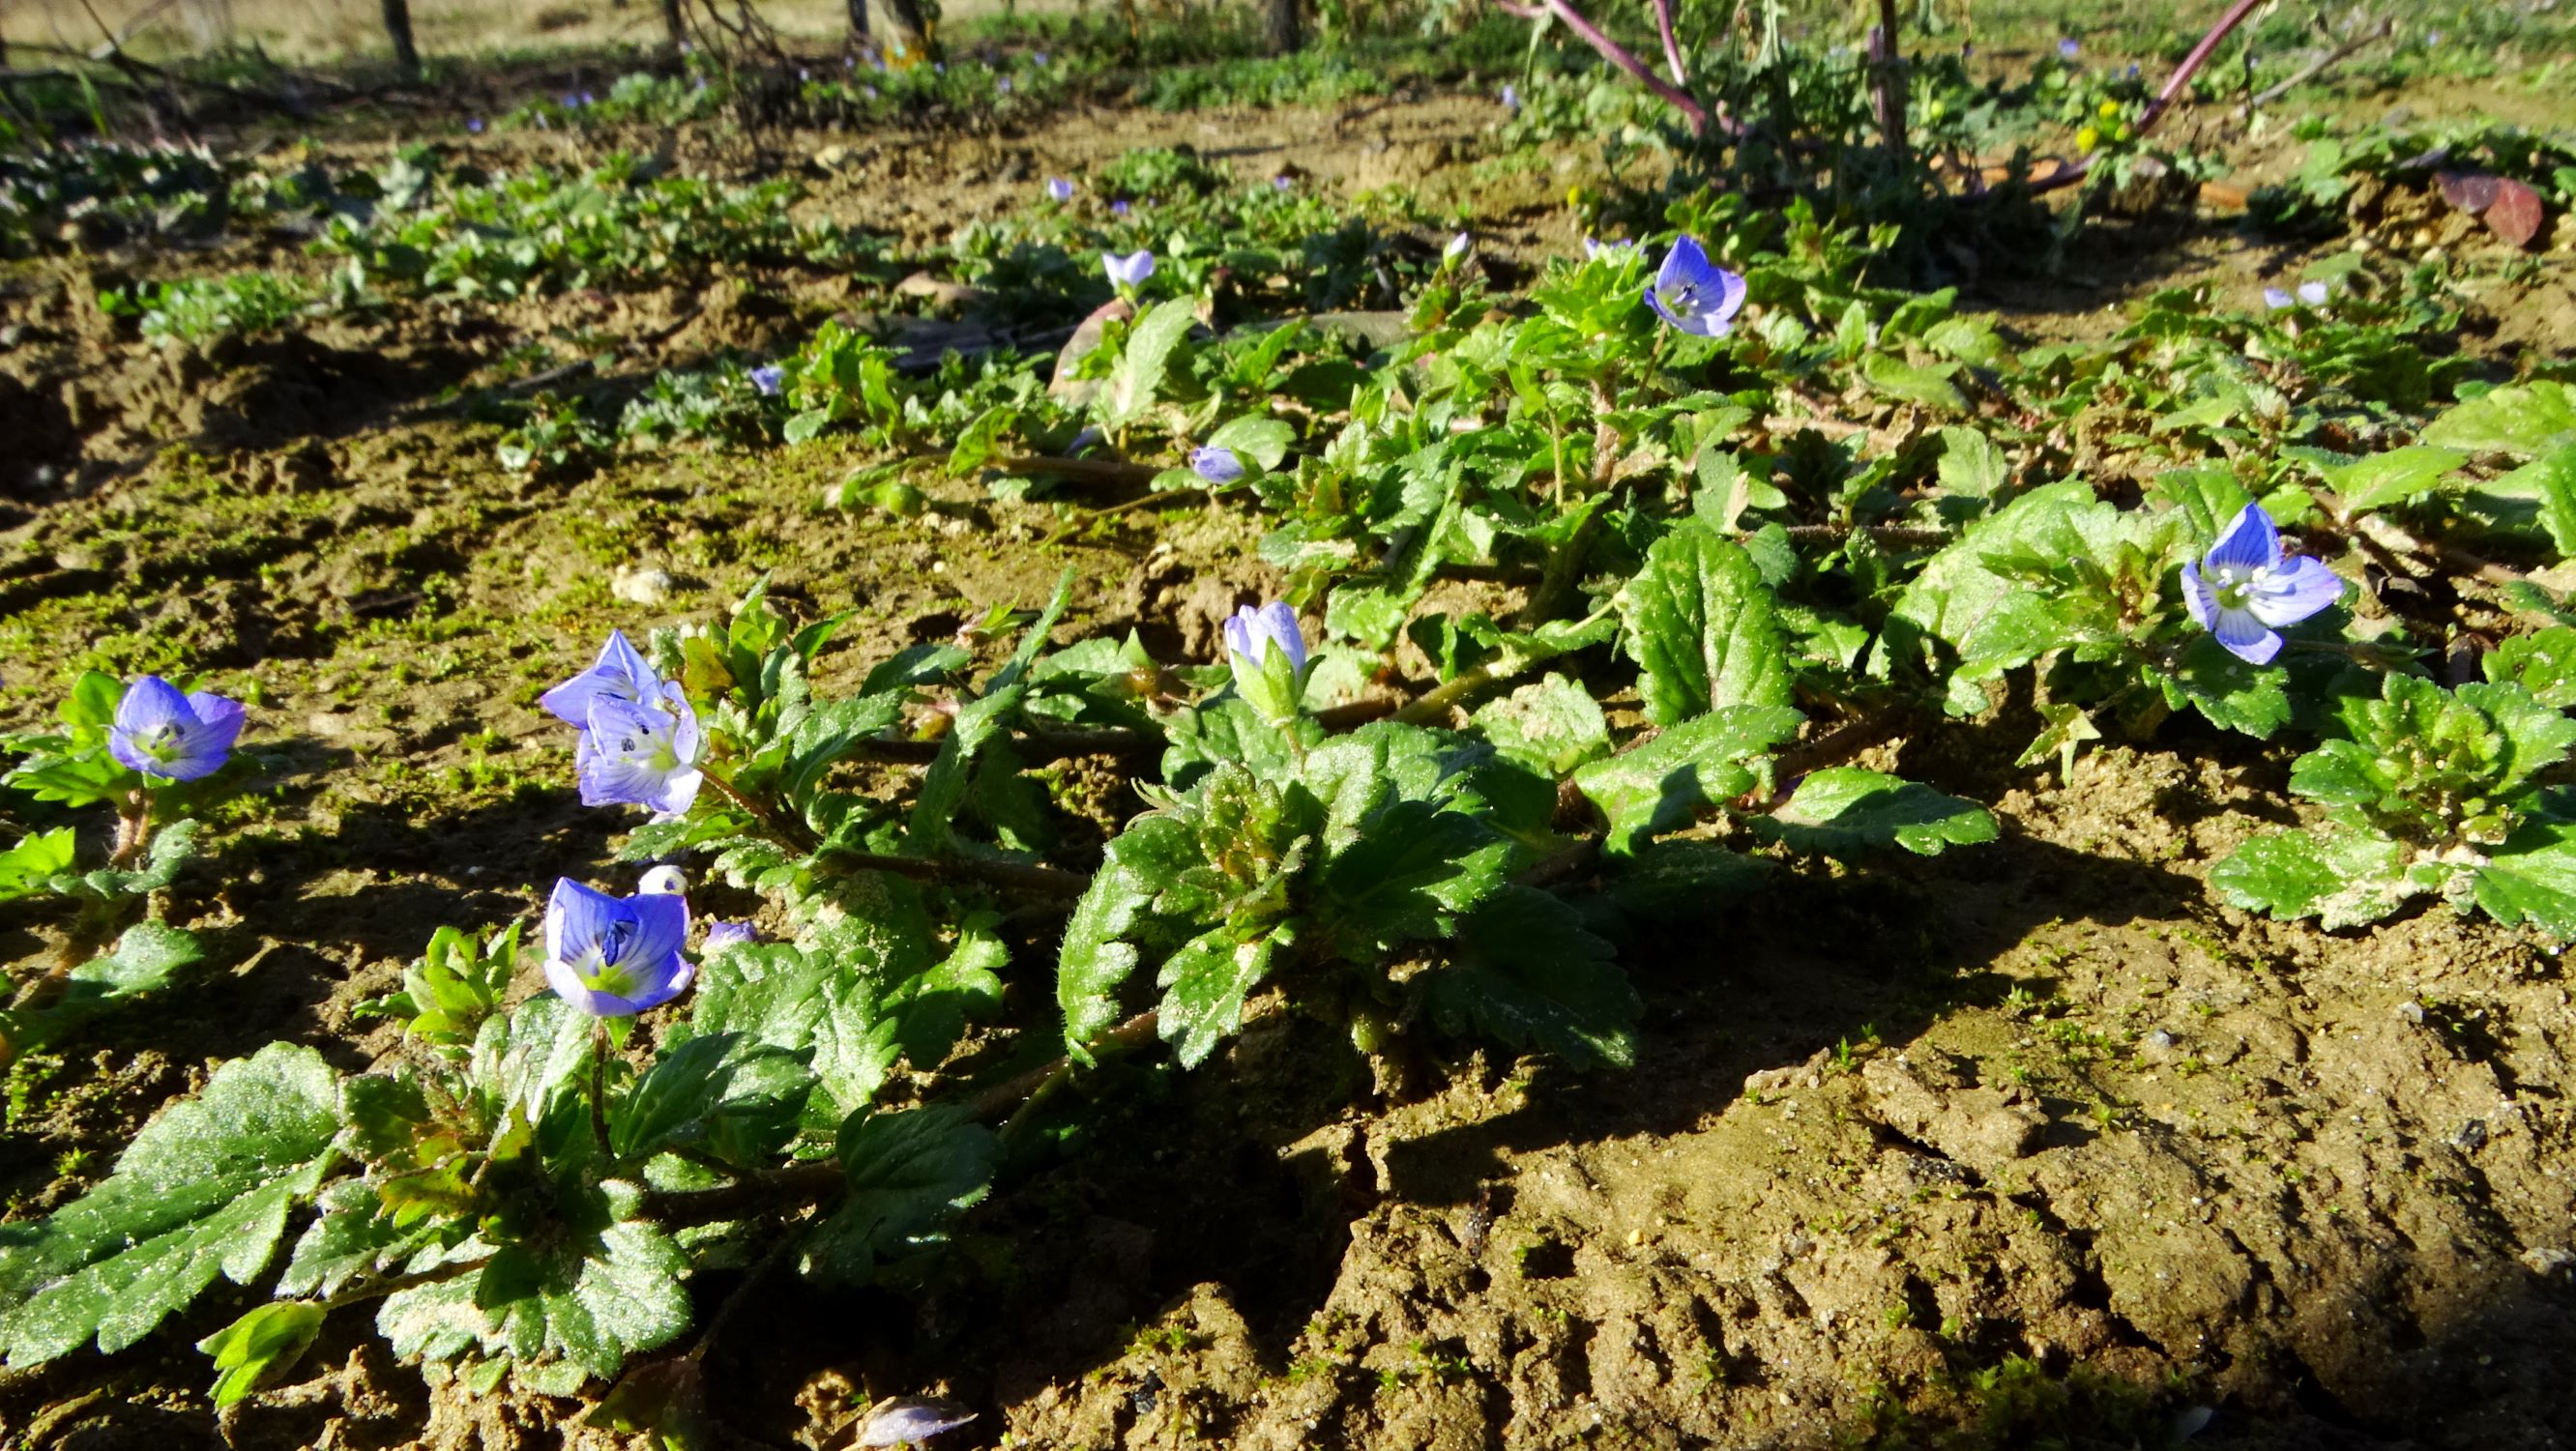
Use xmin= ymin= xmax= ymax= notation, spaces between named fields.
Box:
xmin=687 ymin=943 xmax=900 ymax=1123
xmin=0 ymin=1043 xmax=341 ymax=1366
xmin=1600 ymin=839 xmax=1770 ymax=916
xmin=278 ymin=1180 xmax=436 ymax=1299
xmin=609 ymin=1032 xmax=813 ymax=1168
xmin=2164 ymin=637 xmax=2295 ymax=739
xmin=2209 ymin=825 xmax=2423 ymax=930
xmin=1934 ymin=425 xmax=2009 ymax=502
xmin=1204 ymin=415 xmax=1295 ymax=471
xmin=1058 ymin=816 xmax=1201 ymax=1060
xmin=2321 ymin=445 xmax=2467 ymax=514
xmin=377 ymin=1216 xmax=690 ymax=1380
xmin=198 ymin=1302 xmax=325 ymax=1407
xmin=1156 ymin=926 xmax=1284 ymax=1069
xmin=1860 ymin=353 xmax=1966 ymax=412
xmin=2421 ymin=382 xmax=2576 ymax=459
xmin=1104 ymin=298 xmax=1200 ymax=428
xmin=2505 ymin=446 xmax=2576 ymax=561
xmin=1752 ymin=769 xmax=1999 ymax=856
xmin=0 ymin=922 xmax=204 ymax=1058
xmin=1573 ymin=705 xmax=1805 ymax=854
xmin=1471 ymin=674 xmax=1612 ymax=777
xmin=0 ymin=828 xmax=75 ymax=901
xmin=2474 ymin=814 xmax=2576 ymax=939
xmin=1426 ymin=886 xmax=1636 ymax=1068
xmin=1619 ymin=519 xmax=1793 ymax=726
xmin=1318 ymin=801 xmax=1509 ymax=946
xmin=2484 ymin=627 xmax=2576 ymax=710
xmin=1880 ymin=482 xmax=2108 ymax=708
xmin=885 ymin=914 xmax=1008 ymax=1068
xmin=802 ymin=1107 xmax=998 ymax=1284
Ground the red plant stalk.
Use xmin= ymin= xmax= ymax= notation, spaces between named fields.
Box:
xmin=1652 ymin=0 xmax=1687 ymax=86
xmin=1537 ymin=0 xmax=1709 ymax=132
xmin=2027 ymin=0 xmax=2266 ymax=194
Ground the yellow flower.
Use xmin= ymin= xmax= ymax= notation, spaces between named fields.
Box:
xmin=2098 ymin=99 xmax=2122 ymax=120
xmin=2076 ymin=125 xmax=2100 ymax=152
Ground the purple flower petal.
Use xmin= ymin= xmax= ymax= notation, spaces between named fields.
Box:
xmin=542 ymin=630 xmax=659 ymax=727
xmin=2210 ymin=608 xmax=2282 ymax=665
xmin=2244 ymin=555 xmax=2344 ymax=628
xmin=2202 ymin=504 xmax=2282 ymax=576
xmin=1190 ymin=445 xmax=1245 ymax=485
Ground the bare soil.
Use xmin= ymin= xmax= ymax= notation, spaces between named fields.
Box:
xmin=3 ymin=74 xmax=2575 ymax=1451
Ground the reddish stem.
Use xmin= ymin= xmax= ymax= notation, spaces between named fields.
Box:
xmin=1652 ymin=0 xmax=1686 ymax=86
xmin=2136 ymin=0 xmax=2265 ymax=137
xmin=2013 ymin=0 xmax=2269 ymax=198
xmin=1537 ymin=0 xmax=1708 ymax=132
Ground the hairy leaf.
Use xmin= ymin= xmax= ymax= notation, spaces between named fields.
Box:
xmin=1573 ymin=705 xmax=1805 ymax=854
xmin=2210 ymin=825 xmax=2424 ymax=930
xmin=1156 ymin=926 xmax=1285 ymax=1068
xmin=1754 ymin=769 xmax=1999 ymax=856
xmin=198 ymin=1302 xmax=325 ymax=1407
xmin=0 ymin=1043 xmax=340 ymax=1366
xmin=1058 ymin=815 xmax=1202 ymax=1060
xmin=803 ymin=1108 xmax=998 ymax=1284
xmin=1427 ymin=886 xmax=1637 ymax=1068
xmin=1619 ymin=520 xmax=1793 ymax=726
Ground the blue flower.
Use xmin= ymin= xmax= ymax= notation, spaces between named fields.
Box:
xmin=1190 ymin=445 xmax=1244 ymax=485
xmin=1222 ymin=602 xmax=1308 ymax=725
xmin=2058 ymin=37 xmax=2080 ymax=59
xmin=1643 ymin=236 xmax=1748 ymax=337
xmin=748 ymin=363 xmax=785 ymax=396
xmin=2181 ymin=504 xmax=2344 ymax=665
xmin=108 ymin=676 xmax=245 ymax=782
xmin=2264 ymin=281 xmax=2329 ymax=310
xmin=1110 ymin=198 xmax=1132 ymax=218
xmin=543 ymin=879 xmax=693 ymax=1017
xmin=997 ymin=75 xmax=1014 ymax=94
xmin=1501 ymin=82 xmax=1520 ymax=114
xmin=1273 ymin=174 xmax=1293 ymax=190
xmin=466 ymin=117 xmax=485 ymax=133
xmin=1046 ymin=176 xmax=1074 ymax=202
xmin=1444 ymin=231 xmax=1472 ymax=262
xmin=1102 ymin=249 xmax=1155 ymax=287
xmin=703 ymin=919 xmax=758 ymax=951
xmin=1583 ymin=236 xmax=1640 ymax=261
xmin=576 ymin=683 xmax=705 ymax=816
xmin=542 ymin=630 xmax=660 ymax=729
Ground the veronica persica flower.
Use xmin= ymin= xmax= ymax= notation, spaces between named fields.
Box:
xmin=1501 ymin=82 xmax=1520 ymax=114
xmin=1102 ymin=249 xmax=1155 ymax=287
xmin=577 ymin=683 xmax=705 ymax=816
xmin=2181 ymin=504 xmax=2345 ymax=666
xmin=544 ymin=879 xmax=692 ymax=1017
xmin=2264 ymin=281 xmax=2329 ymax=310
xmin=1444 ymin=231 xmax=1472 ymax=262
xmin=1223 ymin=602 xmax=1308 ymax=726
xmin=1110 ymin=198 xmax=1132 ymax=218
xmin=1190 ymin=445 xmax=1244 ymax=485
xmin=856 ymin=1398 xmax=977 ymax=1448
xmin=748 ymin=364 xmax=785 ymax=396
xmin=1046 ymin=176 xmax=1074 ymax=202
xmin=108 ymin=676 xmax=246 ymax=782
xmin=2057 ymin=37 xmax=2080 ymax=59
xmin=1584 ymin=236 xmax=1639 ymax=261
xmin=638 ymin=864 xmax=688 ymax=896
xmin=703 ymin=919 xmax=758 ymax=951
xmin=1644 ymin=236 xmax=1748 ymax=337
xmin=542 ymin=630 xmax=660 ymax=729
xmin=466 ymin=117 xmax=485 ymax=134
